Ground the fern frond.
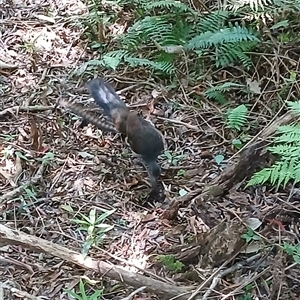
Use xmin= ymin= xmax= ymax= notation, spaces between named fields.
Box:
xmin=186 ymin=25 xmax=259 ymax=50
xmin=197 ymin=10 xmax=231 ymax=32
xmin=286 ymin=100 xmax=300 ymax=114
xmin=226 ymin=104 xmax=249 ymax=130
xmin=205 ymin=83 xmax=245 ymax=104
xmin=215 ymin=41 xmax=257 ymax=68
xmin=210 ymin=82 xmax=245 ymax=92
xmin=145 ymin=0 xmax=195 ymax=13
xmin=247 ymin=100 xmax=300 ymax=188
xmin=120 ymin=16 xmax=183 ymax=49
xmin=74 ymin=59 xmax=104 ymax=75
xmin=125 ymin=56 xmax=175 ymax=74
xmin=272 ymin=132 xmax=300 ymax=145
xmin=268 ymin=145 xmax=300 ymax=157
xmin=205 ymin=91 xmax=227 ymax=104
xmin=246 ymin=168 xmax=272 ymax=187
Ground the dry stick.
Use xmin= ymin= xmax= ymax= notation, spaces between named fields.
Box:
xmin=120 ymin=286 xmax=146 ymax=300
xmin=156 ymin=116 xmax=199 ymax=131
xmin=220 ymin=266 xmax=270 ymax=300
xmin=0 ymin=224 xmax=194 ymax=300
xmin=0 ymin=105 xmax=54 ymax=116
xmin=0 ymin=163 xmax=45 ymax=204
xmin=186 ymin=245 xmax=247 ymax=300
xmin=201 ymin=253 xmax=262 ymax=300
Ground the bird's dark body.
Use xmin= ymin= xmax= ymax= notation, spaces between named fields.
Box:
xmin=62 ymin=78 xmax=164 ymax=189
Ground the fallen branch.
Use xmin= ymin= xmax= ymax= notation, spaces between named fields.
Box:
xmin=0 ymin=224 xmax=195 ymax=300
xmin=0 ymin=105 xmax=54 ymax=117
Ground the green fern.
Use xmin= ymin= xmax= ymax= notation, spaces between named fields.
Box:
xmin=247 ymin=160 xmax=296 ymax=188
xmin=205 ymin=82 xmax=245 ymax=104
xmin=145 ymin=0 xmax=195 ymax=13
xmin=205 ymin=91 xmax=227 ymax=104
xmin=185 ymin=24 xmax=259 ymax=68
xmin=120 ymin=16 xmax=190 ymax=49
xmin=228 ymin=0 xmax=300 ymax=13
xmin=215 ymin=41 xmax=257 ymax=68
xmin=246 ymin=100 xmax=300 ymax=188
xmin=226 ymin=104 xmax=249 ymax=130
xmin=197 ymin=10 xmax=231 ymax=32
xmin=186 ymin=25 xmax=259 ymax=50
xmin=286 ymin=100 xmax=300 ymax=113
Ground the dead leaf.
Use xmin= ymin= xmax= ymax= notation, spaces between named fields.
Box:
xmin=246 ymin=78 xmax=261 ymax=94
xmin=83 ymin=178 xmax=95 ymax=187
xmin=244 ymin=217 xmax=262 ymax=230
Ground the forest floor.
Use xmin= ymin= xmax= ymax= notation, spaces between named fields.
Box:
xmin=1 ymin=0 xmax=300 ymax=300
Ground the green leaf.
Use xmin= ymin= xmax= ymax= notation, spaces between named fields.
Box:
xmin=15 ymin=151 xmax=28 ymax=161
xmin=214 ymin=154 xmax=224 ymax=165
xmin=179 ymin=189 xmax=187 ymax=196
xmin=102 ymin=54 xmax=121 ymax=70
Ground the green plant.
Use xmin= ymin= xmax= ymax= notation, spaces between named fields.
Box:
xmin=282 ymin=242 xmax=300 ymax=264
xmin=78 ymin=0 xmax=263 ymax=76
xmin=1 ymin=145 xmax=15 ymax=158
xmin=156 ymin=254 xmax=184 ymax=272
xmin=186 ymin=22 xmax=259 ymax=69
xmin=64 ymin=279 xmax=104 ymax=300
xmin=163 ymin=150 xmax=186 ymax=166
xmin=0 ymin=134 xmax=17 ymax=141
xmin=205 ymin=82 xmax=245 ymax=104
xmin=214 ymin=154 xmax=225 ymax=165
xmin=73 ymin=0 xmax=112 ymax=50
xmin=226 ymin=104 xmax=249 ymax=130
xmin=174 ymin=169 xmax=185 ymax=179
xmin=37 ymin=152 xmax=54 ymax=165
xmin=241 ymin=228 xmax=261 ymax=243
xmin=72 ymin=208 xmax=115 ymax=257
xmin=238 ymin=284 xmax=253 ymax=300
xmin=247 ymin=100 xmax=300 ymax=188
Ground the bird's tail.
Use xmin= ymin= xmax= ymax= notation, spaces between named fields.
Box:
xmin=59 ymin=99 xmax=118 ymax=133
xmin=86 ymin=78 xmax=128 ymax=119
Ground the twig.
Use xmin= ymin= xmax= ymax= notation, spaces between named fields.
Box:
xmin=202 ymin=253 xmax=262 ymax=300
xmin=220 ymin=266 xmax=270 ymax=300
xmin=156 ymin=116 xmax=199 ymax=131
xmin=0 ymin=105 xmax=54 ymax=117
xmin=121 ymin=286 xmax=146 ymax=300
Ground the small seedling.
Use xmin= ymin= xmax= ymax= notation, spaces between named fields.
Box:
xmin=163 ymin=151 xmax=186 ymax=166
xmin=64 ymin=279 xmax=104 ymax=300
xmin=174 ymin=169 xmax=185 ymax=179
xmin=178 ymin=188 xmax=187 ymax=196
xmin=37 ymin=152 xmax=54 ymax=164
xmin=214 ymin=154 xmax=224 ymax=165
xmin=156 ymin=255 xmax=184 ymax=272
xmin=0 ymin=134 xmax=17 ymax=141
xmin=232 ymin=138 xmax=242 ymax=150
xmin=72 ymin=208 xmax=115 ymax=257
xmin=282 ymin=242 xmax=300 ymax=264
xmin=241 ymin=228 xmax=261 ymax=243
